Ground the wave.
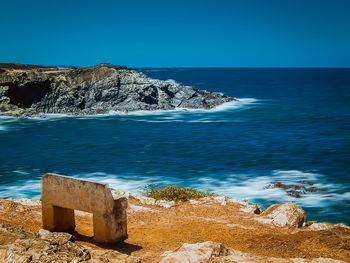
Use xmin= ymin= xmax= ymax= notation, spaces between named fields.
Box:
xmin=208 ymin=98 xmax=258 ymax=112
xmin=191 ymin=170 xmax=350 ymax=208
xmin=1 ymin=180 xmax=41 ymax=200
xmin=0 ymin=98 xmax=259 ymax=122
xmin=100 ymin=98 xmax=258 ymax=117
xmin=79 ymin=170 xmax=350 ymax=209
xmin=0 ymin=98 xmax=259 ymax=133
xmin=1 ymin=169 xmax=348 ymax=211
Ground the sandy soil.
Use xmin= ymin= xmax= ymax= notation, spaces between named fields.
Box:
xmin=0 ymin=197 xmax=349 ymax=262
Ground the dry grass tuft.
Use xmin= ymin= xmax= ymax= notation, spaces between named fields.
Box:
xmin=143 ymin=184 xmax=216 ymax=201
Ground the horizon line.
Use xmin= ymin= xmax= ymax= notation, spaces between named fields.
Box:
xmin=134 ymin=66 xmax=350 ymax=69
xmin=1 ymin=62 xmax=350 ymax=69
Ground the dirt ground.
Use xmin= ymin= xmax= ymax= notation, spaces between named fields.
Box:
xmin=0 ymin=197 xmax=349 ymax=262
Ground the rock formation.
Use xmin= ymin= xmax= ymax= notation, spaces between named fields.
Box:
xmin=256 ymin=203 xmax=306 ymax=228
xmin=0 ymin=63 xmax=235 ymax=117
xmin=160 ymin=241 xmax=229 ymax=263
xmin=160 ymin=241 xmax=347 ymax=263
xmin=0 ymin=224 xmax=91 ymax=262
xmin=0 ymin=224 xmax=136 ymax=262
xmin=265 ymin=181 xmax=318 ymax=198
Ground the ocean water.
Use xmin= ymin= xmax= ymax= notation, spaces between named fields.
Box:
xmin=0 ymin=68 xmax=349 ymax=224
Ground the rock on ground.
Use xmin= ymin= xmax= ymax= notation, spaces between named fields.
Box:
xmin=307 ymin=222 xmax=350 ymax=231
xmin=0 ymin=224 xmax=90 ymax=262
xmin=160 ymin=242 xmax=347 ymax=263
xmin=160 ymin=241 xmax=229 ymax=263
xmin=256 ymin=203 xmax=306 ymax=228
xmin=0 ymin=224 xmax=137 ymax=263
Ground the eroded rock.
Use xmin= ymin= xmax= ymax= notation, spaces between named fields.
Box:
xmin=160 ymin=241 xmax=229 ymax=263
xmin=0 ymin=63 xmax=235 ymax=117
xmin=265 ymin=181 xmax=318 ymax=198
xmin=160 ymin=241 xmax=346 ymax=263
xmin=307 ymin=222 xmax=350 ymax=231
xmin=0 ymin=224 xmax=139 ymax=262
xmin=130 ymin=194 xmax=176 ymax=208
xmin=0 ymin=224 xmax=90 ymax=262
xmin=256 ymin=203 xmax=306 ymax=228
xmin=239 ymin=203 xmax=262 ymax=215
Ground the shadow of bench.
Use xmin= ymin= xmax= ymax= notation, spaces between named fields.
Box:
xmin=41 ymin=173 xmax=127 ymax=243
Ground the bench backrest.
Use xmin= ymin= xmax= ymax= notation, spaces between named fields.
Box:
xmin=41 ymin=173 xmax=114 ymax=214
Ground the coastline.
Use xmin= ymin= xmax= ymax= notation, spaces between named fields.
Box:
xmin=0 ymin=98 xmax=257 ymax=119
xmin=1 ymin=65 xmax=350 ymax=261
xmin=1 ymin=192 xmax=349 ymax=262
xmin=0 ymin=63 xmax=235 ymax=118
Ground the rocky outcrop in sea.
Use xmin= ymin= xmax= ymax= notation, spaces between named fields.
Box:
xmin=0 ymin=63 xmax=235 ymax=117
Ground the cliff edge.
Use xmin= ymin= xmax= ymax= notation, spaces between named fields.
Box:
xmin=0 ymin=195 xmax=349 ymax=262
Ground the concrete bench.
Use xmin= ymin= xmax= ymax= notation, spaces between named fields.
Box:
xmin=41 ymin=174 xmax=127 ymax=243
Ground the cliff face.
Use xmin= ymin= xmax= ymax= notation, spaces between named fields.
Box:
xmin=0 ymin=63 xmax=234 ymax=117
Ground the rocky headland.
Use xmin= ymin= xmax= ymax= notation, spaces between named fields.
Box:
xmin=0 ymin=63 xmax=235 ymax=117
xmin=0 ymin=194 xmax=349 ymax=262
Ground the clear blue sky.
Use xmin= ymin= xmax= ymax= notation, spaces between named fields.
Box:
xmin=1 ymin=0 xmax=349 ymax=67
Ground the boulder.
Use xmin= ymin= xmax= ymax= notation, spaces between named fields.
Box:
xmin=308 ymin=222 xmax=350 ymax=231
xmin=160 ymin=242 xmax=346 ymax=263
xmin=257 ymin=203 xmax=306 ymax=228
xmin=160 ymin=241 xmax=229 ymax=263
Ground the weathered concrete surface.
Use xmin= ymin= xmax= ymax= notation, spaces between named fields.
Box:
xmin=41 ymin=174 xmax=127 ymax=243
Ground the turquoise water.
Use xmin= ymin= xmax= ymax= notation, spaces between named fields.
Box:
xmin=0 ymin=68 xmax=349 ymax=224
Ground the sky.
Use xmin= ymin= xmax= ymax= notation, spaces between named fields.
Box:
xmin=1 ymin=0 xmax=349 ymax=67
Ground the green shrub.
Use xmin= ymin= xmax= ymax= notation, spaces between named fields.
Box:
xmin=143 ymin=184 xmax=216 ymax=201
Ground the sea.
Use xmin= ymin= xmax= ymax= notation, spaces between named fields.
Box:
xmin=0 ymin=68 xmax=349 ymax=225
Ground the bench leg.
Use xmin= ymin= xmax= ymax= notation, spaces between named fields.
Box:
xmin=93 ymin=213 xmax=127 ymax=243
xmin=42 ymin=204 xmax=75 ymax=232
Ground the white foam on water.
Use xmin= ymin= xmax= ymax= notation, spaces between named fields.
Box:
xmin=27 ymin=113 xmax=71 ymax=121
xmin=101 ymin=98 xmax=259 ymax=123
xmin=67 ymin=98 xmax=259 ymax=118
xmin=208 ymin=98 xmax=258 ymax=112
xmin=191 ymin=170 xmax=350 ymax=208
xmin=0 ymin=98 xmax=259 ymax=123
xmin=0 ymin=117 xmax=9 ymax=131
xmin=66 ymin=170 xmax=350 ymax=210
xmin=1 ymin=169 xmax=346 ymax=212
xmin=272 ymin=170 xmax=323 ymax=181
xmin=13 ymin=170 xmax=30 ymax=175
xmin=1 ymin=180 xmax=41 ymax=200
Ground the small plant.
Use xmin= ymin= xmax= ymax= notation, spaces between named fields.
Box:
xmin=143 ymin=184 xmax=217 ymax=202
